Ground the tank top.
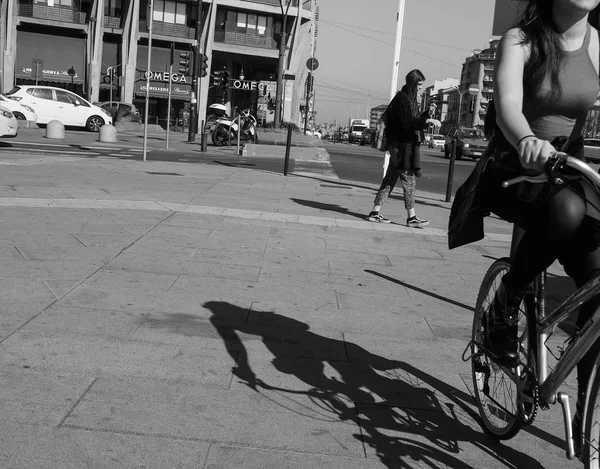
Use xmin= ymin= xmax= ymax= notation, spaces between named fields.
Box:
xmin=522 ymin=24 xmax=600 ymax=141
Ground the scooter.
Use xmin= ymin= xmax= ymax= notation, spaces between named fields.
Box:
xmin=211 ymin=108 xmax=259 ymax=146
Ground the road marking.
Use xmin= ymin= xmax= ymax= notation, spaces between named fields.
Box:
xmin=10 ymin=141 xmax=71 ymax=148
xmin=0 ymin=147 xmax=96 ymax=155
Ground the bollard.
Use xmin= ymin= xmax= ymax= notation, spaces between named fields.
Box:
xmin=283 ymin=125 xmax=293 ymax=176
xmin=98 ymin=124 xmax=117 ymax=143
xmin=45 ymin=120 xmax=65 ymax=139
xmin=445 ymin=139 xmax=457 ymax=202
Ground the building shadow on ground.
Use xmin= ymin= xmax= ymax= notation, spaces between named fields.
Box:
xmin=199 ymin=300 xmax=556 ymax=469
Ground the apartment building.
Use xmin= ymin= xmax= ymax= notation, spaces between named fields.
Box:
xmin=0 ymin=0 xmax=316 ymax=130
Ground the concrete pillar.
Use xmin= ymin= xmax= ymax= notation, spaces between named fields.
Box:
xmin=1 ymin=0 xmax=16 ymax=94
xmin=121 ymin=0 xmax=140 ymax=104
xmin=87 ymin=0 xmax=105 ymax=103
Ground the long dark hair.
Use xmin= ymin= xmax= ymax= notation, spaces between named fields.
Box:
xmin=400 ymin=69 xmax=425 ymax=117
xmin=517 ymin=1 xmax=600 ymax=101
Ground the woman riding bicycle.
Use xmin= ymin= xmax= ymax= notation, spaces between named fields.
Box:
xmin=476 ymin=0 xmax=600 ymax=445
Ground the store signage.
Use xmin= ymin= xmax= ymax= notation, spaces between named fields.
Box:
xmin=143 ymin=71 xmax=189 ymax=83
xmin=21 ymin=66 xmax=79 ymax=78
xmin=232 ymin=80 xmax=274 ymax=92
xmin=135 ymin=81 xmax=191 ymax=98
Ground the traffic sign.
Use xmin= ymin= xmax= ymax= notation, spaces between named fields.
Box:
xmin=306 ymin=58 xmax=319 ymax=71
xmin=468 ymin=84 xmax=480 ymax=96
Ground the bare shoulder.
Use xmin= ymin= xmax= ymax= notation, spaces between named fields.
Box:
xmin=589 ymin=24 xmax=600 ymax=74
xmin=498 ymin=27 xmax=530 ymax=61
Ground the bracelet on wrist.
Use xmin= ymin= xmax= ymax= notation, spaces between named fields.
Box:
xmin=517 ymin=134 xmax=536 ymax=146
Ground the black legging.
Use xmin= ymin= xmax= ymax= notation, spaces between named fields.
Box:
xmin=486 ymin=179 xmax=600 ymax=407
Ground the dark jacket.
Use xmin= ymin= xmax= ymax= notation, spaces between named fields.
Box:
xmin=384 ymin=90 xmax=428 ymax=171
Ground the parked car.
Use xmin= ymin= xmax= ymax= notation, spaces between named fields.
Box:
xmin=361 ymin=128 xmax=372 ymax=146
xmin=584 ymin=138 xmax=600 ymax=163
xmin=5 ymin=85 xmax=112 ymax=131
xmin=0 ymin=104 xmax=18 ymax=137
xmin=0 ymin=93 xmax=37 ymax=122
xmin=428 ymin=134 xmax=445 ymax=149
xmin=444 ymin=126 xmax=488 ymax=160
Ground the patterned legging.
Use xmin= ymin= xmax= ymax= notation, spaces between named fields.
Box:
xmin=374 ymin=167 xmax=416 ymax=210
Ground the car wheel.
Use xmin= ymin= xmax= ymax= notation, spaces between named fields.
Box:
xmin=13 ymin=112 xmax=26 ymax=121
xmin=86 ymin=115 xmax=105 ymax=132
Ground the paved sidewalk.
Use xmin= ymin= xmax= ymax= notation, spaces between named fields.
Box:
xmin=0 ymin=135 xmax=578 ymax=468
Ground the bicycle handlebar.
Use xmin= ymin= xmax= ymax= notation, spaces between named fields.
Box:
xmin=502 ymin=153 xmax=600 ymax=189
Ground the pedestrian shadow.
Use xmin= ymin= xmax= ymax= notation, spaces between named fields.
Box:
xmin=202 ymin=300 xmax=551 ymax=469
xmin=290 ymin=198 xmax=367 ymax=221
xmin=365 ymin=269 xmax=474 ymax=312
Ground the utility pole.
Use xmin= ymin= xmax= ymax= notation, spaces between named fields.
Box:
xmin=142 ymin=0 xmax=154 ymax=163
xmin=274 ymin=0 xmax=293 ymax=129
xmin=383 ymin=0 xmax=406 ymax=175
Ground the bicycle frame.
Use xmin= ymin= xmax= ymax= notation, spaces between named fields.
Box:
xmin=533 ymin=272 xmax=600 ymax=405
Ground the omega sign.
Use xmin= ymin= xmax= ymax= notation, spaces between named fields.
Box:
xmin=233 ymin=80 xmax=274 ymax=92
xmin=144 ymin=71 xmax=189 ymax=83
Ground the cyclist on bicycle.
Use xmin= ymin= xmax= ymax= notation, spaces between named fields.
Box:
xmin=477 ymin=0 xmax=600 ymax=442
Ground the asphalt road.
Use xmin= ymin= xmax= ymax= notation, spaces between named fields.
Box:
xmin=325 ymin=142 xmax=476 ymax=196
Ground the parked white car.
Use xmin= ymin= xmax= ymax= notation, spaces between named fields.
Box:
xmin=0 ymin=105 xmax=18 ymax=137
xmin=0 ymin=93 xmax=37 ymax=122
xmin=5 ymin=85 xmax=112 ymax=131
xmin=428 ymin=134 xmax=445 ymax=149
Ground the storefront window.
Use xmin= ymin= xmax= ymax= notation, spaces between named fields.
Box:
xmin=34 ymin=0 xmax=78 ymax=7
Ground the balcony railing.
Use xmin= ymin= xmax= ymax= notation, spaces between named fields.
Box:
xmin=104 ymin=16 xmax=121 ymax=28
xmin=214 ymin=30 xmax=277 ymax=49
xmin=139 ymin=20 xmax=195 ymax=39
xmin=18 ymin=3 xmax=86 ymax=24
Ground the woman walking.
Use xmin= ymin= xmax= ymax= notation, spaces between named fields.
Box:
xmin=367 ymin=69 xmax=440 ymax=226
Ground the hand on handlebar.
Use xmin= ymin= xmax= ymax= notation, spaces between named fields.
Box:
xmin=517 ymin=137 xmax=556 ymax=172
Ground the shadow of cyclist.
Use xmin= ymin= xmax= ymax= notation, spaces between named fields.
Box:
xmin=205 ymin=301 xmax=546 ymax=469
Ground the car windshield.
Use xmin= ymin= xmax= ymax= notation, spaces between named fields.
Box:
xmin=352 ymin=125 xmax=367 ymax=132
xmin=460 ymin=129 xmax=482 ymax=139
xmin=433 ymin=135 xmax=444 ymax=140
xmin=4 ymin=87 xmax=20 ymax=96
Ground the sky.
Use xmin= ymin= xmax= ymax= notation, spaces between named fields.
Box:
xmin=313 ymin=0 xmax=497 ymax=125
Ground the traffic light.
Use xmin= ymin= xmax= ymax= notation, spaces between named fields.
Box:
xmin=220 ymin=69 xmax=229 ymax=90
xmin=179 ymin=52 xmax=190 ymax=75
xmin=200 ymin=54 xmax=209 ymax=77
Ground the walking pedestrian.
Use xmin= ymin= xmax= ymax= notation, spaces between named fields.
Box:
xmin=366 ymin=69 xmax=440 ymax=226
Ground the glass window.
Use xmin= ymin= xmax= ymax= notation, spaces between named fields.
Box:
xmin=163 ymin=1 xmax=175 ymax=23
xmin=153 ymin=0 xmax=164 ymax=21
xmin=32 ymin=88 xmax=53 ymax=100
xmin=257 ymin=16 xmax=267 ymax=35
xmin=247 ymin=14 xmax=257 ymax=30
xmin=175 ymin=2 xmax=185 ymax=24
xmin=237 ymin=12 xmax=247 ymax=32
xmin=55 ymin=90 xmax=76 ymax=104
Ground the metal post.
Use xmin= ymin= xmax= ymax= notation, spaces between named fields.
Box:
xmin=201 ymin=119 xmax=207 ymax=152
xmin=142 ymin=0 xmax=154 ymax=163
xmin=187 ymin=50 xmax=198 ymax=143
xmin=283 ymin=124 xmax=292 ymax=175
xmin=166 ymin=54 xmax=173 ymax=149
xmin=445 ymin=139 xmax=457 ymax=202
xmin=237 ymin=115 xmax=241 ymax=156
xmin=303 ymin=73 xmax=310 ymax=134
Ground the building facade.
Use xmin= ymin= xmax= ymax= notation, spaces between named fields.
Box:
xmin=0 ymin=0 xmax=317 ymax=130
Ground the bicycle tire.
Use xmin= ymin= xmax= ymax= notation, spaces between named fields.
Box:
xmin=471 ymin=258 xmax=533 ymax=439
xmin=582 ymin=358 xmax=600 ymax=468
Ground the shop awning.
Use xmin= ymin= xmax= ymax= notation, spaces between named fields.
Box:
xmin=15 ymin=31 xmax=86 ymax=84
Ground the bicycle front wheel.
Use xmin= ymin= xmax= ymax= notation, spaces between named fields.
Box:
xmin=471 ymin=258 xmax=533 ymax=439
xmin=583 ymin=358 xmax=600 ymax=468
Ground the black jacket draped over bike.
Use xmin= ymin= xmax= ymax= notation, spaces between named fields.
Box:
xmin=384 ymin=89 xmax=428 ymax=171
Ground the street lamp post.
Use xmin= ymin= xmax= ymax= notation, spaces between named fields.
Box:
xmin=67 ymin=66 xmax=76 ymax=90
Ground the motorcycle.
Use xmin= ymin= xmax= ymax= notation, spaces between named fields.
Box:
xmin=211 ymin=108 xmax=259 ymax=146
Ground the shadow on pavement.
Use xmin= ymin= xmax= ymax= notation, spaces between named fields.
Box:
xmin=200 ymin=301 xmax=551 ymax=469
xmin=290 ymin=198 xmax=367 ymax=221
xmin=365 ymin=269 xmax=474 ymax=312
